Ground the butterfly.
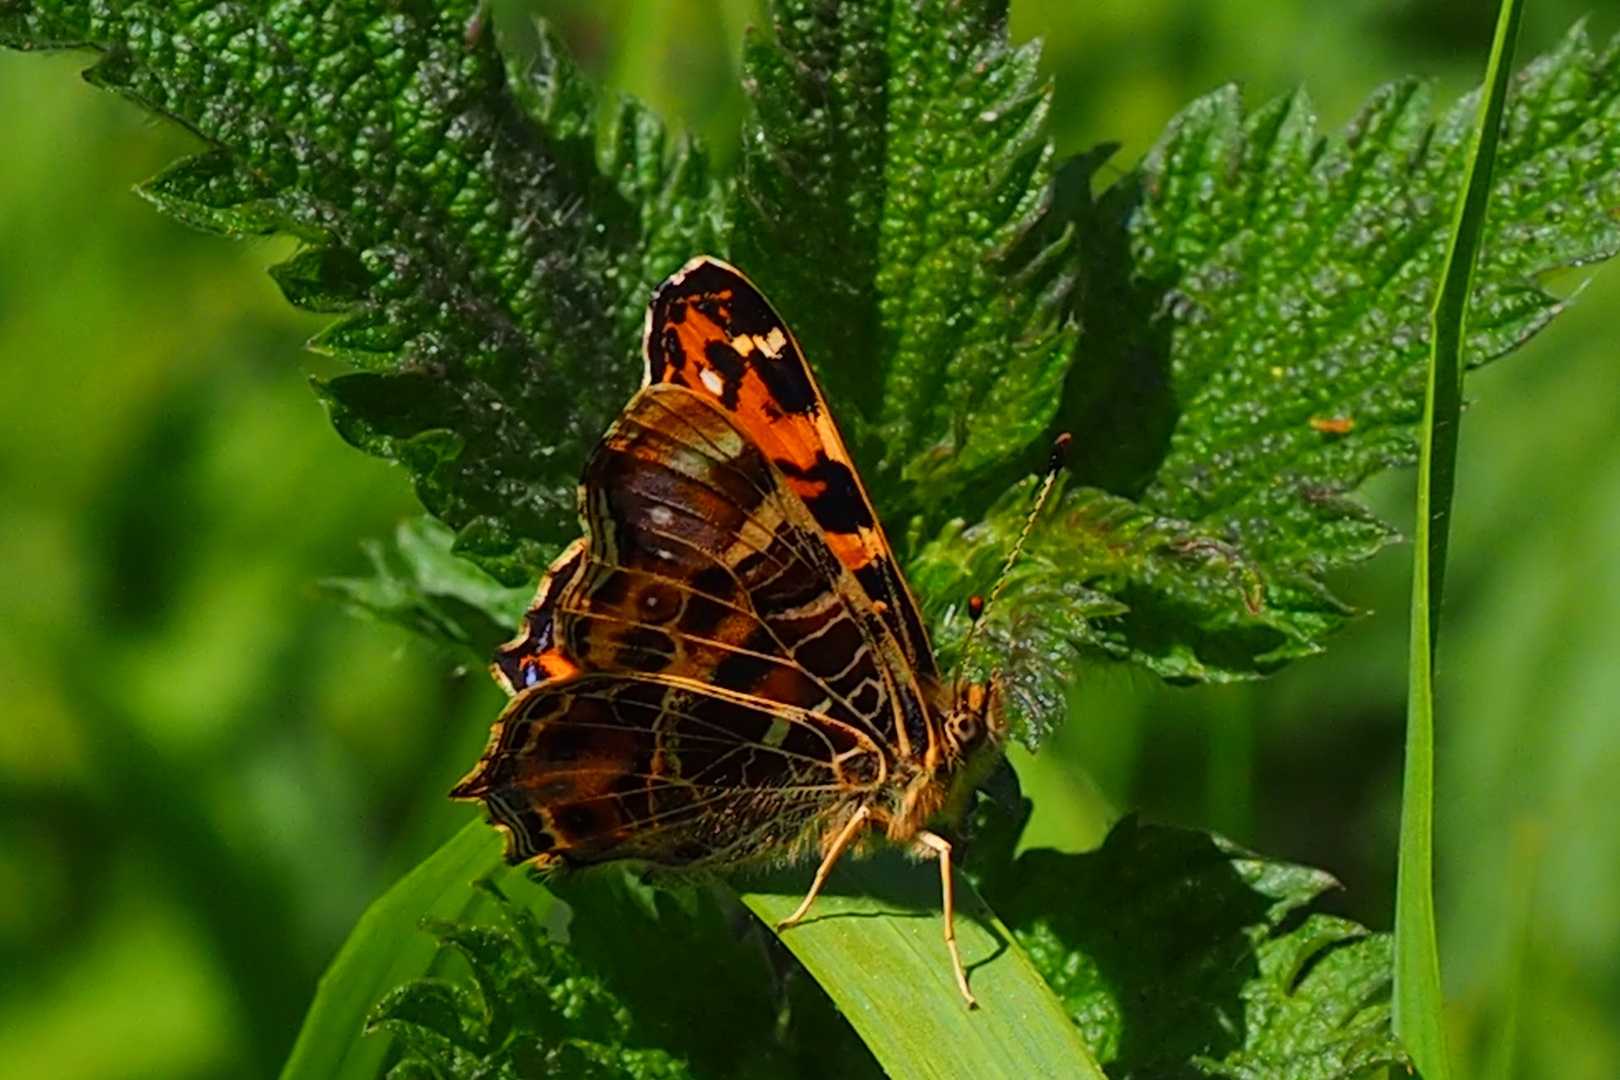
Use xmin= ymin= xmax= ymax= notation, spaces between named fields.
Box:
xmin=452 ymin=256 xmax=1047 ymax=1008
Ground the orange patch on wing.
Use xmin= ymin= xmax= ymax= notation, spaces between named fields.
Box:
xmin=522 ymin=650 xmax=580 ymax=684
xmin=648 ymin=263 xmax=887 ymax=573
xmin=641 ymin=257 xmax=938 ymax=680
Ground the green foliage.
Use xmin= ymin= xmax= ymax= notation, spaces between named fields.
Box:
xmin=912 ymin=479 xmax=1352 ymax=740
xmin=8 ymin=0 xmax=1615 ymax=691
xmin=914 ymin=22 xmax=1620 ymax=704
xmin=1116 ymin=22 xmax=1620 ymax=574
xmin=535 ymin=871 xmax=887 ymax=1080
xmin=972 ymin=812 xmax=1407 ymax=1080
xmin=740 ymin=845 xmax=1106 ymax=1080
xmin=5 ymin=0 xmax=1620 ymax=1078
xmin=282 ymin=824 xmax=517 ymax=1080
xmin=321 ymin=516 xmax=530 ymax=657
xmin=368 ymin=891 xmax=695 ymax=1080
xmin=0 ymin=0 xmax=722 ymax=586
xmin=731 ymin=0 xmax=1075 ymax=514
xmin=285 ymin=825 xmax=889 ymax=1080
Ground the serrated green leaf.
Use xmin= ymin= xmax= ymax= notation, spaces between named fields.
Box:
xmin=320 ymin=516 xmax=530 ymax=657
xmin=284 ymin=823 xmax=884 ymax=1080
xmin=935 ymin=26 xmax=1620 ymax=688
xmin=731 ymin=0 xmax=1076 ymax=521
xmin=368 ymin=979 xmax=486 ymax=1052
xmin=545 ymin=869 xmax=887 ymax=1080
xmin=137 ymin=147 xmax=286 ymax=237
xmin=371 ymin=891 xmax=699 ymax=1080
xmin=272 ymin=246 xmax=373 ymax=314
xmin=0 ymin=0 xmax=723 ymax=585
xmin=6 ymin=3 xmax=1608 ymax=1073
xmin=973 ymin=813 xmax=1407 ymax=1080
xmin=1080 ymin=23 xmax=1620 ymax=576
xmin=909 ymin=480 xmax=1353 ymax=741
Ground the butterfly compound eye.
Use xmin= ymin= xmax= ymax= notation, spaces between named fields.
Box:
xmin=947 ymin=710 xmax=983 ymax=750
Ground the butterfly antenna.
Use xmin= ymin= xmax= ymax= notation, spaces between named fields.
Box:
xmin=959 ymin=433 xmax=1071 ymax=666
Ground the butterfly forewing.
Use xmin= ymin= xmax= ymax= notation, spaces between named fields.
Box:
xmin=643 ymin=259 xmax=938 ymax=684
xmin=578 ymin=388 xmax=909 ymax=737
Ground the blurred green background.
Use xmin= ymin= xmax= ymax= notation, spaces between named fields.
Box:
xmin=2 ymin=1 xmax=1618 ymax=1077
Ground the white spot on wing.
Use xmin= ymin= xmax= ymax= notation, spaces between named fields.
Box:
xmin=761 ymin=327 xmax=787 ymax=357
xmin=648 ymin=505 xmax=674 ymax=527
xmin=700 ymin=368 xmax=725 ymax=395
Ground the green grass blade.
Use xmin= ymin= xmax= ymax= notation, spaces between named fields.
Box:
xmin=743 ymin=853 xmax=1105 ymax=1080
xmin=278 ymin=823 xmax=515 ymax=1080
xmin=1396 ymin=1 xmax=1524 ymax=1076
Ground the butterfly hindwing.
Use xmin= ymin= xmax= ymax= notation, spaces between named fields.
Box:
xmin=460 ymin=672 xmax=888 ymax=867
xmin=493 ymin=537 xmax=586 ymax=694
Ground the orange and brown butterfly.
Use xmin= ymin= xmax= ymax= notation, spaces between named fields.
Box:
xmin=452 ymin=256 xmax=1035 ymax=1007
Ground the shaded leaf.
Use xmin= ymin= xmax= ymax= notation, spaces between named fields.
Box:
xmin=731 ymin=0 xmax=1076 ymax=521
xmin=279 ymin=823 xmax=516 ymax=1080
xmin=549 ymin=870 xmax=885 ymax=1080
xmin=0 ymin=0 xmax=723 ymax=585
xmin=1073 ymin=24 xmax=1620 ymax=574
xmin=930 ymin=27 xmax=1620 ymax=693
xmin=910 ymin=480 xmax=1351 ymax=743
xmin=971 ymin=812 xmax=1407 ymax=1080
xmin=368 ymin=889 xmax=698 ymax=1080
xmin=741 ymin=851 xmax=1107 ymax=1080
xmin=320 ymin=516 xmax=530 ymax=658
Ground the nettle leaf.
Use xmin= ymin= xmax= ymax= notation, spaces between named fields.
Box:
xmin=0 ymin=0 xmax=723 ymax=586
xmin=911 ymin=481 xmax=1349 ymax=741
xmin=731 ymin=0 xmax=1075 ymax=520
xmin=1120 ymin=26 xmax=1620 ymax=573
xmin=915 ymin=26 xmax=1620 ymax=696
xmin=547 ymin=871 xmax=886 ymax=1080
xmin=1093 ymin=25 xmax=1620 ymax=587
xmin=320 ymin=516 xmax=530 ymax=658
xmin=970 ymin=812 xmax=1407 ymax=1080
xmin=371 ymin=871 xmax=883 ymax=1080
xmin=367 ymin=889 xmax=699 ymax=1080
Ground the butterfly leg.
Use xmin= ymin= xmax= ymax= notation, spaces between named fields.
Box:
xmin=916 ymin=830 xmax=978 ymax=1009
xmin=777 ymin=804 xmax=871 ymax=930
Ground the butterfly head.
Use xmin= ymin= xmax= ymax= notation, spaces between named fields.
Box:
xmin=897 ymin=675 xmax=1005 ymax=837
xmin=943 ymin=679 xmax=999 ymax=761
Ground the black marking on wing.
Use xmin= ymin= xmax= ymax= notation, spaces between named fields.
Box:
xmin=775 ymin=452 xmax=876 ymax=535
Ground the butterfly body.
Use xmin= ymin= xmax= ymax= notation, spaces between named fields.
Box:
xmin=454 ymin=257 xmax=999 ymax=1004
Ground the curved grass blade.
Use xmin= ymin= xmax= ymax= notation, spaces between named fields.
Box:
xmin=1397 ymin=1 xmax=1524 ymax=1076
xmin=278 ymin=823 xmax=523 ymax=1080
xmin=742 ymin=852 xmax=1105 ymax=1080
